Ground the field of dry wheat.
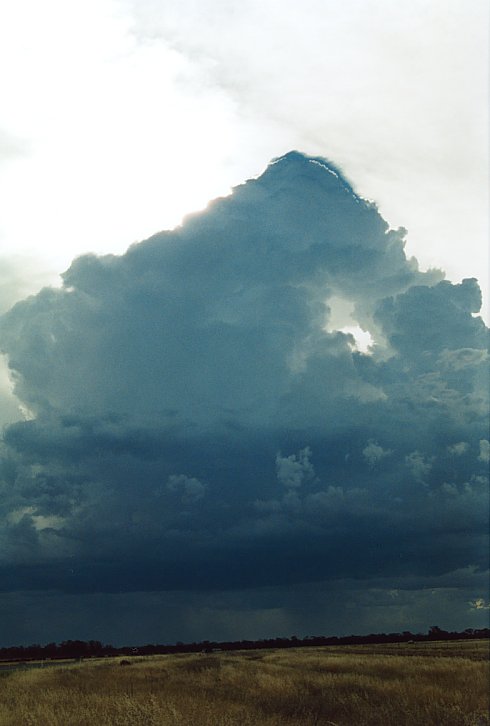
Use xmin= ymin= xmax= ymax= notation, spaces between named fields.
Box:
xmin=0 ymin=640 xmax=488 ymax=725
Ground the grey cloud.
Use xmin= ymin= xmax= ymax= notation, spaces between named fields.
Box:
xmin=478 ymin=440 xmax=489 ymax=463
xmin=1 ymin=569 xmax=488 ymax=646
xmin=374 ymin=278 xmax=486 ymax=362
xmin=405 ymin=451 xmax=433 ymax=483
xmin=447 ymin=442 xmax=468 ymax=456
xmin=362 ymin=440 xmax=392 ymax=467
xmin=166 ymin=474 xmax=206 ymax=503
xmin=0 ymin=154 xmax=441 ymax=424
xmin=0 ymin=152 xmax=487 ymax=640
xmin=276 ymin=447 xmax=314 ymax=490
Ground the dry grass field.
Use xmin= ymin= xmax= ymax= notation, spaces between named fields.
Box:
xmin=0 ymin=640 xmax=488 ymax=725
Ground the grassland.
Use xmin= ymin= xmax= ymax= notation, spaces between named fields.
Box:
xmin=0 ymin=640 xmax=488 ymax=725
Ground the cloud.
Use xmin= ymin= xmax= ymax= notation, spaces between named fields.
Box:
xmin=1 ymin=572 xmax=488 ymax=646
xmin=166 ymin=474 xmax=206 ymax=504
xmin=0 ymin=255 xmax=61 ymax=429
xmin=0 ymin=256 xmax=59 ymax=316
xmin=362 ymin=440 xmax=392 ymax=467
xmin=405 ymin=451 xmax=433 ymax=483
xmin=0 ymin=153 xmax=487 ymax=642
xmin=276 ymin=447 xmax=314 ymax=490
xmin=469 ymin=598 xmax=490 ymax=611
xmin=478 ymin=440 xmax=489 ymax=464
xmin=447 ymin=442 xmax=468 ymax=456
xmin=124 ymin=0 xmax=489 ymax=314
xmin=0 ymin=129 xmax=29 ymax=164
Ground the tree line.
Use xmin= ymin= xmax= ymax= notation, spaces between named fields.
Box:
xmin=0 ymin=626 xmax=488 ymax=661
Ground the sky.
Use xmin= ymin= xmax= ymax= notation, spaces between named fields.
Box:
xmin=0 ymin=0 xmax=488 ymax=646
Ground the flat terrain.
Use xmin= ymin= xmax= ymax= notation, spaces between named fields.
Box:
xmin=0 ymin=640 xmax=488 ymax=725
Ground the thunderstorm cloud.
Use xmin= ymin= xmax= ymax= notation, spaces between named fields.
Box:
xmin=0 ymin=152 xmax=488 ymax=641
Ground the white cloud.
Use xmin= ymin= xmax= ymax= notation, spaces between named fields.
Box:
xmin=0 ymin=0 xmax=240 ymax=277
xmin=0 ymin=0 xmax=487 ymax=322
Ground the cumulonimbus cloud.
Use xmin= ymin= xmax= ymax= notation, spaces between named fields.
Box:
xmin=0 ymin=152 xmax=487 ymax=598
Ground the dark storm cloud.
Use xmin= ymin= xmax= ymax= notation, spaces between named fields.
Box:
xmin=1 ymin=567 xmax=489 ymax=646
xmin=0 ymin=152 xmax=487 ymax=612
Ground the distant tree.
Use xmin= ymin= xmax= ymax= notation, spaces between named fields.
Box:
xmin=428 ymin=625 xmax=449 ymax=640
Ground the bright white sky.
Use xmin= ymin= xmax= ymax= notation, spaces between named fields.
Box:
xmin=0 ymin=0 xmax=488 ymax=320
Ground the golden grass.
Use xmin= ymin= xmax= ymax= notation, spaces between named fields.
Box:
xmin=0 ymin=640 xmax=488 ymax=725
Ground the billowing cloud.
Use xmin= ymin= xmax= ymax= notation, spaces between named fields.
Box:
xmin=166 ymin=474 xmax=206 ymax=504
xmin=362 ymin=440 xmax=392 ymax=467
xmin=478 ymin=440 xmax=489 ymax=464
xmin=276 ymin=448 xmax=314 ymax=490
xmin=405 ymin=451 xmax=433 ymax=484
xmin=447 ymin=442 xmax=468 ymax=456
xmin=0 ymin=152 xmax=488 ymax=642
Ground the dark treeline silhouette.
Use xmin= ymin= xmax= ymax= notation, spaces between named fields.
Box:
xmin=0 ymin=626 xmax=488 ymax=662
